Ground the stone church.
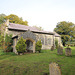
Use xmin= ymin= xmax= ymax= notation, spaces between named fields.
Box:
xmin=5 ymin=20 xmax=62 ymax=53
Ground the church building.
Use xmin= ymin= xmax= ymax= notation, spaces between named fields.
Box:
xmin=5 ymin=20 xmax=62 ymax=53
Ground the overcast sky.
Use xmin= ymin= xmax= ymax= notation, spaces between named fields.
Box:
xmin=0 ymin=0 xmax=75 ymax=31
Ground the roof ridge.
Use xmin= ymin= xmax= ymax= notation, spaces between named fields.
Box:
xmin=8 ymin=23 xmax=54 ymax=35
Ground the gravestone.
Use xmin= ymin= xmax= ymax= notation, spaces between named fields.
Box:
xmin=20 ymin=53 xmax=23 ymax=55
xmin=57 ymin=46 xmax=63 ymax=55
xmin=49 ymin=62 xmax=62 ymax=75
xmin=51 ymin=46 xmax=54 ymax=51
xmin=65 ymin=48 xmax=71 ymax=56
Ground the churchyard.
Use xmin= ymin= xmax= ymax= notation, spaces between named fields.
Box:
xmin=0 ymin=47 xmax=75 ymax=75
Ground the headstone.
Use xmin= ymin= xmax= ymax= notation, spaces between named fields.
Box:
xmin=49 ymin=62 xmax=62 ymax=75
xmin=19 ymin=53 xmax=23 ymax=55
xmin=57 ymin=46 xmax=63 ymax=55
xmin=51 ymin=46 xmax=54 ymax=51
xmin=65 ymin=48 xmax=71 ymax=56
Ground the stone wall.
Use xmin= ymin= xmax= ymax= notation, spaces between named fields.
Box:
xmin=35 ymin=33 xmax=54 ymax=49
xmin=7 ymin=28 xmax=54 ymax=50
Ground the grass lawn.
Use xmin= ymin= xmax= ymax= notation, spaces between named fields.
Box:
xmin=0 ymin=47 xmax=75 ymax=75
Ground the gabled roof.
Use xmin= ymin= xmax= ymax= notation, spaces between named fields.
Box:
xmin=8 ymin=23 xmax=38 ymax=31
xmin=8 ymin=23 xmax=54 ymax=35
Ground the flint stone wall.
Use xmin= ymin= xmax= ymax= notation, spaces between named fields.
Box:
xmin=7 ymin=29 xmax=54 ymax=50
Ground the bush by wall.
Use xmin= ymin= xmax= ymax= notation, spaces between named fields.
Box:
xmin=16 ymin=37 xmax=26 ymax=54
xmin=35 ymin=40 xmax=42 ymax=53
xmin=5 ymin=34 xmax=13 ymax=52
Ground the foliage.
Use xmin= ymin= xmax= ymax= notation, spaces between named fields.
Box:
xmin=0 ymin=35 xmax=4 ymax=49
xmin=16 ymin=37 xmax=26 ymax=54
xmin=0 ymin=14 xmax=6 ymax=24
xmin=66 ymin=39 xmax=75 ymax=46
xmin=5 ymin=14 xmax=28 ymax=25
xmin=0 ymin=24 xmax=4 ymax=49
xmin=33 ymin=26 xmax=43 ymax=31
xmin=61 ymin=35 xmax=70 ymax=46
xmin=54 ymin=21 xmax=75 ymax=46
xmin=55 ymin=39 xmax=58 ymax=49
xmin=35 ymin=40 xmax=42 ymax=53
xmin=5 ymin=34 xmax=13 ymax=52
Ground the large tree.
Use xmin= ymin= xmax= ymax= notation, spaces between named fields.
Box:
xmin=0 ymin=14 xmax=6 ymax=24
xmin=5 ymin=14 xmax=28 ymax=25
xmin=54 ymin=21 xmax=75 ymax=46
xmin=0 ymin=14 xmax=6 ymax=49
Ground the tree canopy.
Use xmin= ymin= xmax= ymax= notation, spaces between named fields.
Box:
xmin=33 ymin=26 xmax=43 ymax=31
xmin=0 ymin=13 xmax=29 ymax=49
xmin=0 ymin=14 xmax=6 ymax=24
xmin=54 ymin=21 xmax=75 ymax=46
xmin=5 ymin=14 xmax=28 ymax=25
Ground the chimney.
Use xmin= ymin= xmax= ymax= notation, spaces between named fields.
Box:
xmin=5 ymin=19 xmax=9 ymax=27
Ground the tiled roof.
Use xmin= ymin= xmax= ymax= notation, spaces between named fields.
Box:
xmin=9 ymin=23 xmax=38 ymax=31
xmin=8 ymin=23 xmax=54 ymax=35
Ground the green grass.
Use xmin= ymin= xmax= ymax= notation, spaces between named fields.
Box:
xmin=0 ymin=47 xmax=75 ymax=75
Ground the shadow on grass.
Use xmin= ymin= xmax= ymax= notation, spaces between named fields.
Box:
xmin=0 ymin=50 xmax=16 ymax=56
xmin=0 ymin=50 xmax=16 ymax=60
xmin=0 ymin=52 xmax=16 ymax=56
xmin=69 ymin=55 xmax=75 ymax=58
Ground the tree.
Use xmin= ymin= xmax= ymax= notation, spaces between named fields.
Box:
xmin=0 ymin=14 xmax=6 ymax=24
xmin=0 ymin=34 xmax=4 ymax=49
xmin=20 ymin=20 xmax=28 ymax=25
xmin=33 ymin=26 xmax=43 ymax=31
xmin=35 ymin=40 xmax=42 ymax=53
xmin=23 ymin=20 xmax=28 ymax=25
xmin=5 ymin=14 xmax=28 ymax=25
xmin=61 ymin=35 xmax=70 ymax=46
xmin=0 ymin=24 xmax=4 ymax=49
xmin=16 ymin=37 xmax=26 ymax=54
xmin=5 ymin=34 xmax=13 ymax=52
xmin=54 ymin=21 xmax=75 ymax=46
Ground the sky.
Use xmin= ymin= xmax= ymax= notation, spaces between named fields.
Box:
xmin=0 ymin=0 xmax=75 ymax=31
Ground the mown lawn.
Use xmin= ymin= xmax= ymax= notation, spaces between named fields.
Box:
xmin=0 ymin=47 xmax=75 ymax=75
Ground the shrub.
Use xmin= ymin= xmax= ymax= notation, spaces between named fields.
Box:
xmin=5 ymin=34 xmax=13 ymax=52
xmin=35 ymin=40 xmax=42 ymax=53
xmin=0 ymin=24 xmax=4 ymax=49
xmin=0 ymin=35 xmax=4 ymax=49
xmin=55 ymin=39 xmax=58 ymax=49
xmin=16 ymin=37 xmax=26 ymax=54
